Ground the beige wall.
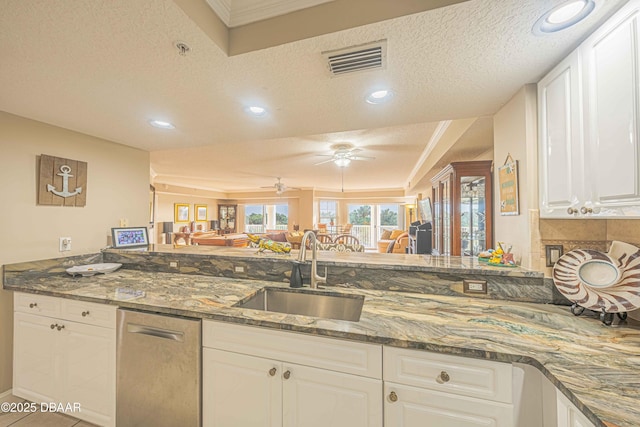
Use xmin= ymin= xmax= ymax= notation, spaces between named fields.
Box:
xmin=0 ymin=111 xmax=150 ymax=394
xmin=493 ymin=85 xmax=538 ymax=268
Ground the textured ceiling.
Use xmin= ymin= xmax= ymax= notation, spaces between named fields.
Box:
xmin=0 ymin=0 xmax=626 ymax=193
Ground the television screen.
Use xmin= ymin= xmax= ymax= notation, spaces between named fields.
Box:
xmin=418 ymin=198 xmax=433 ymax=223
xmin=111 ymin=227 xmax=149 ymax=249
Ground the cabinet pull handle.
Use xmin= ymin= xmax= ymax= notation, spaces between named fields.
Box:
xmin=81 ymin=311 xmax=90 ymax=317
xmin=580 ymin=206 xmax=593 ymax=214
xmin=56 ymin=324 xmax=65 ymax=331
xmin=388 ymin=391 xmax=398 ymax=402
xmin=437 ymin=371 xmax=450 ymax=384
xmin=567 ymin=207 xmax=578 ymax=215
xmin=283 ymin=370 xmax=291 ymax=380
xmin=269 ymin=367 xmax=277 ymax=377
xmin=50 ymin=323 xmax=56 ymax=330
xmin=29 ymin=303 xmax=38 ymax=309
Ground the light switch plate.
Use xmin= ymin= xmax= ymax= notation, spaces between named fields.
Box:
xmin=545 ymin=245 xmax=563 ymax=267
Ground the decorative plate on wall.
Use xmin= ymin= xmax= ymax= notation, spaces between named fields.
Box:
xmin=553 ymin=242 xmax=640 ymax=313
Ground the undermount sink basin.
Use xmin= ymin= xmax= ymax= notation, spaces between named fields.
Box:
xmin=234 ymin=287 xmax=364 ymax=322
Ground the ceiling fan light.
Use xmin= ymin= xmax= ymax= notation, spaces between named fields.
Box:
xmin=334 ymin=158 xmax=351 ymax=167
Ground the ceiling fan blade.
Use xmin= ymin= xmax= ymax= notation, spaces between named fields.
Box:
xmin=314 ymin=158 xmax=335 ymax=166
xmin=351 ymin=155 xmax=376 ymax=161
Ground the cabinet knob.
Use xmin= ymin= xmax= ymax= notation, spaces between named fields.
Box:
xmin=81 ymin=311 xmax=90 ymax=317
xmin=29 ymin=303 xmax=38 ymax=309
xmin=56 ymin=324 xmax=65 ymax=331
xmin=437 ymin=371 xmax=450 ymax=384
xmin=580 ymin=206 xmax=593 ymax=214
xmin=50 ymin=323 xmax=56 ymax=330
xmin=388 ymin=391 xmax=398 ymax=402
xmin=567 ymin=207 xmax=578 ymax=215
xmin=269 ymin=367 xmax=277 ymax=377
xmin=283 ymin=370 xmax=291 ymax=380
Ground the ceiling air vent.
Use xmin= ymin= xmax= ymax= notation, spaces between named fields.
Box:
xmin=323 ymin=40 xmax=387 ymax=77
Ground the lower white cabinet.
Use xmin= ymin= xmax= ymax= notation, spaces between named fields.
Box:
xmin=13 ymin=293 xmax=116 ymax=427
xmin=383 ymin=347 xmax=514 ymax=426
xmin=557 ymin=391 xmax=595 ymax=427
xmin=202 ymin=320 xmax=383 ymax=427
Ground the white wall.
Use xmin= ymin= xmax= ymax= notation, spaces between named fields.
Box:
xmin=493 ymin=85 xmax=538 ymax=268
xmin=0 ymin=111 xmax=150 ymax=393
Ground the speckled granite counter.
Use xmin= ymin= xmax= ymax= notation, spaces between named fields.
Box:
xmin=102 ymin=245 xmax=560 ymax=304
xmin=3 ymin=259 xmax=639 ymax=427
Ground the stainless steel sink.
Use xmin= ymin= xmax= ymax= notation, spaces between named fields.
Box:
xmin=234 ymin=287 xmax=364 ymax=322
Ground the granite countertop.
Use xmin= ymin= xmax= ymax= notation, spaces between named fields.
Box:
xmin=107 ymin=245 xmax=544 ymax=277
xmin=3 ymin=266 xmax=639 ymax=427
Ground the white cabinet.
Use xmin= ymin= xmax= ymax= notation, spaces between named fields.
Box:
xmin=383 ymin=347 xmax=514 ymax=427
xmin=557 ymin=390 xmax=595 ymax=427
xmin=13 ymin=293 xmax=116 ymax=427
xmin=202 ymin=320 xmax=383 ymax=427
xmin=538 ymin=0 xmax=640 ymax=218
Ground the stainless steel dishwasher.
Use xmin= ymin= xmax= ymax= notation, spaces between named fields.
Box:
xmin=116 ymin=309 xmax=201 ymax=427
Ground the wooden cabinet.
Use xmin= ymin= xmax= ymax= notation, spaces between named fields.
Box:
xmin=202 ymin=320 xmax=383 ymax=427
xmin=383 ymin=347 xmax=514 ymax=427
xmin=218 ymin=204 xmax=237 ymax=234
xmin=431 ymin=161 xmax=493 ymax=256
xmin=538 ymin=1 xmax=640 ymax=218
xmin=13 ymin=293 xmax=116 ymax=427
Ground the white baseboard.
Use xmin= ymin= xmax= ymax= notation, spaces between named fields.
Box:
xmin=0 ymin=388 xmax=14 ymax=401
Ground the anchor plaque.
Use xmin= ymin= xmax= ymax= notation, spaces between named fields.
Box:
xmin=38 ymin=154 xmax=87 ymax=207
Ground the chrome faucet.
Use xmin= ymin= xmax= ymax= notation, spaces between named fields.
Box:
xmin=298 ymin=230 xmax=327 ymax=289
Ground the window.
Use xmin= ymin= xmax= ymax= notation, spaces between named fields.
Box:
xmin=244 ymin=204 xmax=288 ymax=233
xmin=348 ymin=203 xmax=401 ymax=248
xmin=318 ymin=200 xmax=337 ymax=225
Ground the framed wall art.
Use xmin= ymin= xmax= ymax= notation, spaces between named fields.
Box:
xmin=498 ymin=153 xmax=519 ymax=216
xmin=174 ymin=203 xmax=190 ymax=223
xmin=195 ymin=204 xmax=208 ymax=221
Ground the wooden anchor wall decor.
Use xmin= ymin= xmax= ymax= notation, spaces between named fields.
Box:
xmin=38 ymin=154 xmax=87 ymax=207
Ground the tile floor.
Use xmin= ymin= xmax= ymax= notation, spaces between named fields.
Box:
xmin=0 ymin=395 xmax=97 ymax=427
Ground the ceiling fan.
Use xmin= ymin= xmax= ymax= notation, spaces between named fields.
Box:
xmin=314 ymin=143 xmax=375 ymax=167
xmin=261 ymin=177 xmax=300 ymax=195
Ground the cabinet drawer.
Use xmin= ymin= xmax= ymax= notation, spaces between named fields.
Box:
xmin=14 ymin=293 xmax=61 ymax=317
xmin=384 ymin=347 xmax=512 ymax=403
xmin=384 ymin=382 xmax=514 ymax=426
xmin=61 ymin=299 xmax=116 ymax=329
xmin=203 ymin=320 xmax=382 ymax=379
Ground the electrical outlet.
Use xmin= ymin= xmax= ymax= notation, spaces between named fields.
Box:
xmin=463 ymin=279 xmax=487 ymax=294
xmin=59 ymin=237 xmax=72 ymax=252
xmin=234 ymin=266 xmax=245 ymax=273
xmin=119 ymin=218 xmax=129 ymax=227
xmin=168 ymin=261 xmax=179 ymax=269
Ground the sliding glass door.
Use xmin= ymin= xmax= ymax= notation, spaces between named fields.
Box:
xmin=244 ymin=204 xmax=288 ymax=233
xmin=348 ymin=204 xmax=400 ymax=248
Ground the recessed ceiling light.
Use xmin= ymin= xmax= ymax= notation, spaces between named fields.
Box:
xmin=533 ymin=0 xmax=596 ymax=35
xmin=148 ymin=119 xmax=175 ymax=129
xmin=245 ymin=106 xmax=267 ymax=116
xmin=366 ymin=89 xmax=394 ymax=104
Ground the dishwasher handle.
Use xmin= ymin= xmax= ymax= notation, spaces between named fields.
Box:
xmin=127 ymin=323 xmax=184 ymax=342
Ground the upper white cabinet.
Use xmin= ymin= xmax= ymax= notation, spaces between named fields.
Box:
xmin=539 ymin=0 xmax=640 ymax=218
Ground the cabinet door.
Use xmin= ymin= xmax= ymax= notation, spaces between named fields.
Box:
xmin=384 ymin=382 xmax=513 ymax=427
xmin=203 ymin=349 xmax=282 ymax=427
xmin=13 ymin=312 xmax=60 ymax=403
xmin=283 ymin=364 xmax=382 ymax=427
xmin=582 ymin=2 xmax=640 ymax=215
xmin=538 ymin=50 xmax=584 ymax=218
xmin=62 ymin=321 xmax=115 ymax=427
xmin=557 ymin=392 xmax=595 ymax=427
